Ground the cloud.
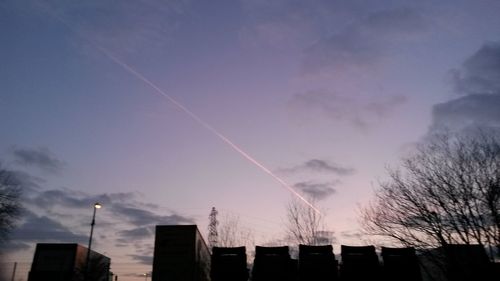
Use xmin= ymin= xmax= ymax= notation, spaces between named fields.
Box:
xmin=340 ymin=230 xmax=364 ymax=240
xmin=129 ymin=254 xmax=153 ymax=265
xmin=30 ymin=0 xmax=190 ymax=55
xmin=10 ymin=147 xmax=64 ymax=173
xmin=303 ymin=159 xmax=354 ymax=175
xmin=0 ymin=241 xmax=31 ymax=254
xmin=0 ymin=167 xmax=42 ymax=192
xmin=430 ymin=42 xmax=500 ymax=133
xmin=25 ymin=187 xmax=193 ymax=229
xmin=301 ymin=7 xmax=428 ymax=74
xmin=111 ymin=205 xmax=193 ymax=227
xmin=9 ymin=210 xmax=87 ymax=243
xmin=238 ymin=0 xmax=339 ymax=48
xmin=288 ymin=89 xmax=407 ymax=128
xmin=282 ymin=159 xmax=355 ymax=175
xmin=451 ymin=42 xmax=500 ymax=95
xmin=315 ymin=230 xmax=336 ymax=245
xmin=431 ymin=94 xmax=500 ymax=132
xmin=8 ymin=183 xmax=193 ymax=260
xmin=27 ymin=188 xmax=119 ymax=211
xmin=293 ymin=181 xmax=338 ymax=200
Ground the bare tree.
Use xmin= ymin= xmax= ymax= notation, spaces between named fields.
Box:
xmin=218 ymin=213 xmax=254 ymax=249
xmin=0 ymin=168 xmax=21 ymax=245
xmin=362 ymin=131 xmax=500 ymax=256
xmin=285 ymin=196 xmax=334 ymax=246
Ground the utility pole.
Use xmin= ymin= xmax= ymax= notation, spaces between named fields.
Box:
xmin=208 ymin=207 xmax=218 ymax=250
xmin=10 ymin=262 xmax=16 ymax=281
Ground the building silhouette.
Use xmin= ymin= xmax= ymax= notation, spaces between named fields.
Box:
xmin=150 ymin=225 xmax=497 ymax=281
xmin=252 ymin=246 xmax=294 ymax=281
xmin=381 ymin=247 xmax=421 ymax=281
xmin=152 ymin=225 xmax=210 ymax=281
xmin=27 ymin=243 xmax=110 ymax=281
xmin=210 ymin=246 xmax=248 ymax=281
xmin=340 ymin=245 xmax=380 ymax=281
xmin=298 ymin=244 xmax=338 ymax=281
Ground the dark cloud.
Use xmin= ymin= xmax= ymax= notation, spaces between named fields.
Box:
xmin=10 ymin=147 xmax=64 ymax=173
xmin=111 ymin=205 xmax=193 ymax=227
xmin=10 ymin=211 xmax=87 ymax=243
xmin=302 ymin=7 xmax=428 ymax=74
xmin=281 ymin=159 xmax=355 ymax=176
xmin=118 ymin=226 xmax=154 ymax=240
xmin=6 ymin=183 xmax=193 ymax=257
xmin=288 ymin=89 xmax=407 ymax=128
xmin=431 ymin=94 xmax=500 ymax=132
xmin=0 ymin=241 xmax=31 ymax=254
xmin=451 ymin=42 xmax=500 ymax=95
xmin=304 ymin=159 xmax=354 ymax=174
xmin=129 ymin=254 xmax=153 ymax=265
xmin=25 ymin=187 xmax=193 ymax=229
xmin=340 ymin=230 xmax=364 ymax=240
xmin=431 ymin=42 xmax=500 ymax=133
xmin=315 ymin=230 xmax=336 ymax=245
xmin=293 ymin=181 xmax=338 ymax=200
xmin=0 ymin=168 xmax=42 ymax=192
xmin=27 ymin=189 xmax=115 ymax=211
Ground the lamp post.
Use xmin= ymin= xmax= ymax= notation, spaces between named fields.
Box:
xmin=85 ymin=202 xmax=102 ymax=281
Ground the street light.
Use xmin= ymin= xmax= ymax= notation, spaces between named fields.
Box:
xmin=85 ymin=202 xmax=102 ymax=281
xmin=143 ymin=272 xmax=151 ymax=281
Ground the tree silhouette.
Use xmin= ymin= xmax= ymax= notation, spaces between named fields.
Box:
xmin=362 ymin=131 xmax=500 ymax=256
xmin=285 ymin=196 xmax=334 ymax=246
xmin=0 ymin=168 xmax=21 ymax=245
xmin=218 ymin=213 xmax=254 ymax=249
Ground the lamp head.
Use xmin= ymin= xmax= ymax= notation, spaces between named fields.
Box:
xmin=94 ymin=202 xmax=102 ymax=209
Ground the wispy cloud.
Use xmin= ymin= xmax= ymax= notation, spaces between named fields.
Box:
xmin=301 ymin=7 xmax=429 ymax=75
xmin=35 ymin=0 xmax=191 ymax=55
xmin=129 ymin=254 xmax=153 ymax=265
xmin=281 ymin=159 xmax=355 ymax=176
xmin=118 ymin=227 xmax=154 ymax=240
xmin=112 ymin=205 xmax=193 ymax=227
xmin=10 ymin=146 xmax=64 ymax=173
xmin=293 ymin=181 xmax=339 ymax=200
xmin=288 ymin=90 xmax=407 ymax=128
xmin=340 ymin=230 xmax=364 ymax=240
xmin=238 ymin=0 xmax=339 ymax=48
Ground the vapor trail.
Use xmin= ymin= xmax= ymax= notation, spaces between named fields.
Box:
xmin=100 ymin=48 xmax=321 ymax=215
xmin=41 ymin=2 xmax=321 ymax=214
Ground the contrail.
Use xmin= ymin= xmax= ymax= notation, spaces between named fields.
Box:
xmin=99 ymin=48 xmax=321 ymax=215
xmin=40 ymin=1 xmax=321 ymax=214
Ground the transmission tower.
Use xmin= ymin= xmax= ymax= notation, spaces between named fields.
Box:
xmin=208 ymin=207 xmax=219 ymax=250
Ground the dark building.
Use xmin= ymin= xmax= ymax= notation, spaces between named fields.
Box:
xmin=252 ymin=246 xmax=295 ymax=281
xmin=381 ymin=247 xmax=421 ymax=281
xmin=298 ymin=244 xmax=338 ymax=281
xmin=149 ymin=225 xmax=498 ymax=281
xmin=152 ymin=225 xmax=210 ymax=281
xmin=443 ymin=244 xmax=493 ymax=281
xmin=340 ymin=245 xmax=380 ymax=281
xmin=211 ymin=246 xmax=248 ymax=281
xmin=28 ymin=243 xmax=110 ymax=281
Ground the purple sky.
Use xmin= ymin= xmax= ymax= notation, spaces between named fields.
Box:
xmin=2 ymin=0 xmax=500 ymax=280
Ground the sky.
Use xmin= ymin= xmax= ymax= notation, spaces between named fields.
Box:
xmin=2 ymin=0 xmax=500 ymax=280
